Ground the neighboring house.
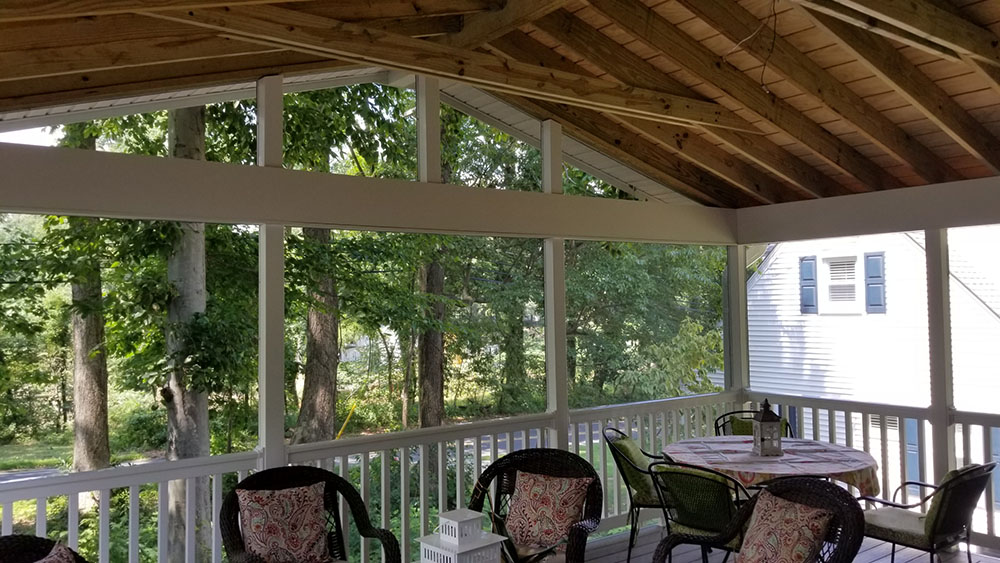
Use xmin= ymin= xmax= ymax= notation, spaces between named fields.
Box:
xmin=745 ymin=228 xmax=1000 ymax=415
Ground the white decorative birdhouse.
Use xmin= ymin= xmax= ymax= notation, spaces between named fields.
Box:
xmin=420 ymin=509 xmax=506 ymax=563
xmin=752 ymin=399 xmax=783 ymax=457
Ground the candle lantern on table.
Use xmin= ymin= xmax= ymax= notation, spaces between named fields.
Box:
xmin=752 ymin=399 xmax=783 ymax=456
xmin=419 ymin=508 xmax=506 ymax=563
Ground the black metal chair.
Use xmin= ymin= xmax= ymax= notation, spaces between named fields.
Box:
xmin=649 ymin=460 xmax=749 ymax=563
xmin=652 ymin=477 xmax=864 ymax=563
xmin=0 ymin=535 xmax=90 ymax=563
xmin=468 ymin=448 xmax=602 ymax=563
xmin=714 ymin=409 xmax=794 ymax=438
xmin=221 ymin=465 xmax=400 ymax=563
xmin=860 ymin=462 xmax=996 ymax=563
xmin=603 ymin=426 xmax=672 ymax=563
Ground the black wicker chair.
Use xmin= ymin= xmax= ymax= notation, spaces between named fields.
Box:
xmin=860 ymin=462 xmax=996 ymax=563
xmin=0 ymin=535 xmax=90 ymax=563
xmin=603 ymin=426 xmax=672 ymax=563
xmin=652 ymin=477 xmax=864 ymax=563
xmin=221 ymin=465 xmax=400 ymax=563
xmin=649 ymin=460 xmax=749 ymax=563
xmin=468 ymin=448 xmax=602 ymax=563
xmin=714 ymin=409 xmax=794 ymax=438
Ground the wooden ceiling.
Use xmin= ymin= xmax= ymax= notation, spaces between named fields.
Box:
xmin=3 ymin=0 xmax=1000 ymax=208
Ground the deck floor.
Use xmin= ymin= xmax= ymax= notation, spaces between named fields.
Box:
xmin=586 ymin=526 xmax=999 ymax=563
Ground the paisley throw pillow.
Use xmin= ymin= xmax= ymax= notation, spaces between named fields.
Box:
xmin=237 ymin=481 xmax=330 ymax=563
xmin=36 ymin=543 xmax=78 ymax=563
xmin=736 ymin=490 xmax=833 ymax=563
xmin=505 ymin=471 xmax=593 ymax=551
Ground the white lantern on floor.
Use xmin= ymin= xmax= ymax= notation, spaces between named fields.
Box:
xmin=752 ymin=399 xmax=783 ymax=457
xmin=420 ymin=508 xmax=506 ymax=563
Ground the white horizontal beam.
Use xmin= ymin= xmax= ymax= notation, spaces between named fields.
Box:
xmin=0 ymin=142 xmax=737 ymax=244
xmin=737 ymin=176 xmax=1000 ymax=243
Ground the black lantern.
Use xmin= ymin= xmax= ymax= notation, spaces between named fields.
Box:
xmin=752 ymin=399 xmax=783 ymax=456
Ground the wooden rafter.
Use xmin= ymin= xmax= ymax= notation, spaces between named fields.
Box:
xmin=588 ymin=0 xmax=899 ymax=192
xmin=803 ymin=9 xmax=1000 ymax=175
xmin=435 ymin=0 xmax=568 ymax=49
xmin=0 ymin=0 xmax=499 ymax=22
xmin=818 ymin=0 xmax=1000 ymax=68
xmin=146 ymin=5 xmax=756 ymax=132
xmin=676 ymin=0 xmax=960 ymax=185
xmin=525 ymin=17 xmax=802 ymax=203
xmin=531 ymin=11 xmax=849 ymax=199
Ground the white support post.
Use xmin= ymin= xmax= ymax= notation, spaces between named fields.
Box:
xmin=256 ymin=74 xmax=286 ymax=469
xmin=416 ymin=75 xmax=442 ymax=184
xmin=542 ymin=120 xmax=570 ymax=451
xmin=723 ymin=245 xmax=750 ymax=402
xmin=925 ymin=228 xmax=956 ymax=480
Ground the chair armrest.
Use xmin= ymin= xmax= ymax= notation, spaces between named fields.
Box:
xmin=858 ymin=495 xmax=924 ymax=510
xmin=891 ymin=481 xmax=938 ymax=503
xmin=361 ymin=527 xmax=402 ymax=563
xmin=564 ymin=517 xmax=601 ymax=563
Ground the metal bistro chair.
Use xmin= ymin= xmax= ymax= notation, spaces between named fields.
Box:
xmin=649 ymin=460 xmax=749 ymax=563
xmin=652 ymin=477 xmax=865 ymax=563
xmin=603 ymin=426 xmax=673 ymax=563
xmin=468 ymin=448 xmax=602 ymax=563
xmin=860 ymin=462 xmax=997 ymax=563
xmin=0 ymin=535 xmax=91 ymax=563
xmin=714 ymin=409 xmax=795 ymax=438
xmin=221 ymin=465 xmax=400 ymax=563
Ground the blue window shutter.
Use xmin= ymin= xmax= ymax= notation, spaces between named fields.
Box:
xmin=865 ymin=252 xmax=886 ymax=313
xmin=800 ymin=256 xmax=818 ymax=314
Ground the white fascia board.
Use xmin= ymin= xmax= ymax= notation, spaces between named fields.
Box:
xmin=0 ymin=142 xmax=736 ymax=244
xmin=736 ymin=176 xmax=1000 ymax=244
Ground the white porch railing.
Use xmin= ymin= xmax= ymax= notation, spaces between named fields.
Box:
xmin=1 ymin=390 xmax=998 ymax=561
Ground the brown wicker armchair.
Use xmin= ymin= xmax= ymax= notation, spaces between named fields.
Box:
xmin=467 ymin=448 xmax=602 ymax=563
xmin=652 ymin=477 xmax=865 ymax=563
xmin=0 ymin=535 xmax=90 ymax=563
xmin=221 ymin=465 xmax=400 ymax=563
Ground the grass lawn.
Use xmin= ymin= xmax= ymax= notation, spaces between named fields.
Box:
xmin=0 ymin=443 xmax=152 ymax=472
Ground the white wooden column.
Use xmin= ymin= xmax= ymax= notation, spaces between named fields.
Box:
xmin=542 ymin=120 xmax=570 ymax=450
xmin=925 ymin=228 xmax=956 ymax=480
xmin=256 ymin=75 xmax=286 ymax=469
xmin=416 ymin=75 xmax=442 ymax=184
xmin=723 ymin=245 xmax=750 ymax=401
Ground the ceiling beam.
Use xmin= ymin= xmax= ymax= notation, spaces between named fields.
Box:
xmin=0 ymin=0 xmax=498 ymax=22
xmin=435 ymin=0 xmax=568 ymax=49
xmin=147 ymin=5 xmax=756 ymax=132
xmin=522 ymin=19 xmax=803 ymax=203
xmin=530 ymin=12 xmax=851 ymax=199
xmin=819 ymin=0 xmax=1000 ymax=68
xmin=676 ymin=0 xmax=960 ymax=185
xmin=803 ymin=9 xmax=1000 ymax=175
xmin=588 ymin=0 xmax=900 ymax=192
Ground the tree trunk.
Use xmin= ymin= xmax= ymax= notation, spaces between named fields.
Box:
xmin=419 ymin=260 xmax=445 ymax=427
xmin=293 ymin=227 xmax=340 ymax=444
xmin=69 ymin=216 xmax=110 ymax=473
xmin=402 ymin=325 xmax=415 ymax=429
xmin=163 ymin=106 xmax=211 ymax=563
xmin=498 ymin=309 xmax=525 ymax=413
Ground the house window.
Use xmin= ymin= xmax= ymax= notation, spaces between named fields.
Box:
xmin=800 ymin=253 xmax=886 ymax=315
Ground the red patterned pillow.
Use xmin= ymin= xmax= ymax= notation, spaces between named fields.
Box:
xmin=237 ymin=481 xmax=331 ymax=563
xmin=36 ymin=543 xmax=77 ymax=563
xmin=736 ymin=490 xmax=833 ymax=563
xmin=505 ymin=470 xmax=593 ymax=550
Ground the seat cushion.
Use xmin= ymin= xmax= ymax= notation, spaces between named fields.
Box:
xmin=612 ymin=437 xmax=661 ymax=505
xmin=506 ymin=471 xmax=593 ymax=550
xmin=735 ymin=490 xmax=833 ymax=563
xmin=670 ymin=523 xmax=742 ymax=550
xmin=864 ymin=507 xmax=931 ymax=549
xmin=36 ymin=544 xmax=78 ymax=563
xmin=237 ymin=481 xmax=331 ymax=563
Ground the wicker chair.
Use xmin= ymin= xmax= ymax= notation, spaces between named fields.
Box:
xmin=221 ymin=465 xmax=400 ymax=563
xmin=603 ymin=426 xmax=672 ymax=563
xmin=859 ymin=462 xmax=996 ymax=563
xmin=714 ymin=409 xmax=794 ymax=438
xmin=649 ymin=460 xmax=749 ymax=563
xmin=467 ymin=448 xmax=602 ymax=563
xmin=652 ymin=477 xmax=865 ymax=563
xmin=0 ymin=535 xmax=90 ymax=563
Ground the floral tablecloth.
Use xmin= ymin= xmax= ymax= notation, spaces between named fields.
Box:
xmin=663 ymin=436 xmax=880 ymax=496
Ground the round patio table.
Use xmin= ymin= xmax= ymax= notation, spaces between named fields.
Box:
xmin=663 ymin=435 xmax=880 ymax=496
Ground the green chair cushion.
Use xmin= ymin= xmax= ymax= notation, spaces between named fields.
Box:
xmin=613 ymin=437 xmax=660 ymax=505
xmin=864 ymin=507 xmax=931 ymax=549
xmin=670 ymin=522 xmax=741 ymax=550
xmin=729 ymin=416 xmax=790 ymax=437
xmin=923 ymin=467 xmax=960 ymax=536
